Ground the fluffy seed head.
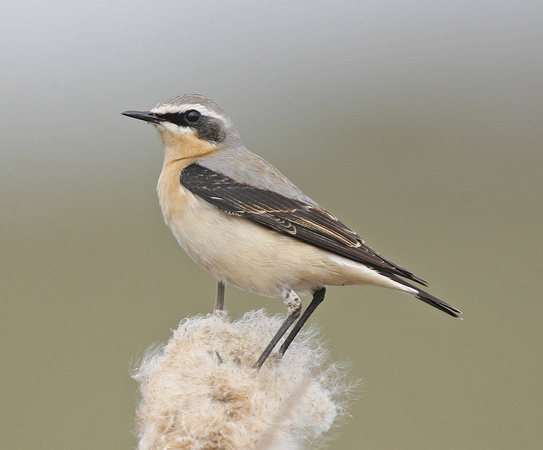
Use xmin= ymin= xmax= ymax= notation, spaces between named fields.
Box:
xmin=132 ymin=310 xmax=357 ymax=449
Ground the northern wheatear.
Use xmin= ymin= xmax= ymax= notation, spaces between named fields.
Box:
xmin=122 ymin=94 xmax=462 ymax=369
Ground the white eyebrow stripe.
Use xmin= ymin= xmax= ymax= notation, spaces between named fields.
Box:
xmin=151 ymin=104 xmax=225 ymax=121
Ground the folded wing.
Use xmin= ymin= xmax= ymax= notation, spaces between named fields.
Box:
xmin=181 ymin=163 xmax=427 ymax=285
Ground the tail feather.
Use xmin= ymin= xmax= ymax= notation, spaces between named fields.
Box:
xmin=414 ymin=287 xmax=462 ymax=318
xmin=384 ymin=273 xmax=462 ymax=318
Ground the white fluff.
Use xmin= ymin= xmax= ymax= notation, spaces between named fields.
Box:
xmin=133 ymin=311 xmax=356 ymax=449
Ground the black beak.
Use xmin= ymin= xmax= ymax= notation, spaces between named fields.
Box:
xmin=121 ymin=110 xmax=164 ymax=124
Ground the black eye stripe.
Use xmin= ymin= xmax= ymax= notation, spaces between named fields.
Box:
xmin=155 ymin=112 xmax=186 ymax=127
xmin=155 ymin=110 xmax=200 ymax=127
xmin=153 ymin=110 xmax=226 ymax=143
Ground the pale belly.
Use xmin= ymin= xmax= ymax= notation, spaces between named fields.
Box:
xmin=164 ymin=194 xmax=328 ymax=296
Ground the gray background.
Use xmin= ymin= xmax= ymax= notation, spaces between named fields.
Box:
xmin=2 ymin=1 xmax=542 ymax=448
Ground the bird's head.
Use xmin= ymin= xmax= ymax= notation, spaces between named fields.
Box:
xmin=122 ymin=94 xmax=241 ymax=164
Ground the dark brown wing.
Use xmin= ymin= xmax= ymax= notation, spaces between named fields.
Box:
xmin=180 ymin=163 xmax=427 ymax=285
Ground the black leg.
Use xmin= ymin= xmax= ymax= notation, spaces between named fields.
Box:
xmin=253 ymin=290 xmax=301 ymax=370
xmin=279 ymin=287 xmax=326 ymax=356
xmin=214 ymin=281 xmax=225 ymax=312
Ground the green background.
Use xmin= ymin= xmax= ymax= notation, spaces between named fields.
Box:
xmin=2 ymin=2 xmax=542 ymax=448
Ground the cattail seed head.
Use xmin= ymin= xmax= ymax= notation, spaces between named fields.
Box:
xmin=133 ymin=310 xmax=356 ymax=449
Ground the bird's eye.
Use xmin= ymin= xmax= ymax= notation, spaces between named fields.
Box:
xmin=185 ymin=110 xmax=200 ymax=123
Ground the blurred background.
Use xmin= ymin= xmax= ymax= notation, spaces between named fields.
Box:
xmin=2 ymin=1 xmax=542 ymax=448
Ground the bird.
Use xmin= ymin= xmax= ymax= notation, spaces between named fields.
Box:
xmin=122 ymin=93 xmax=462 ymax=369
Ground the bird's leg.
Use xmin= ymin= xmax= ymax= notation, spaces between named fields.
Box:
xmin=279 ymin=287 xmax=326 ymax=356
xmin=214 ymin=281 xmax=225 ymax=313
xmin=253 ymin=289 xmax=301 ymax=370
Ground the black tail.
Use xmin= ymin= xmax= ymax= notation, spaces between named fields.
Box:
xmin=414 ymin=287 xmax=462 ymax=318
xmin=384 ymin=273 xmax=462 ymax=318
